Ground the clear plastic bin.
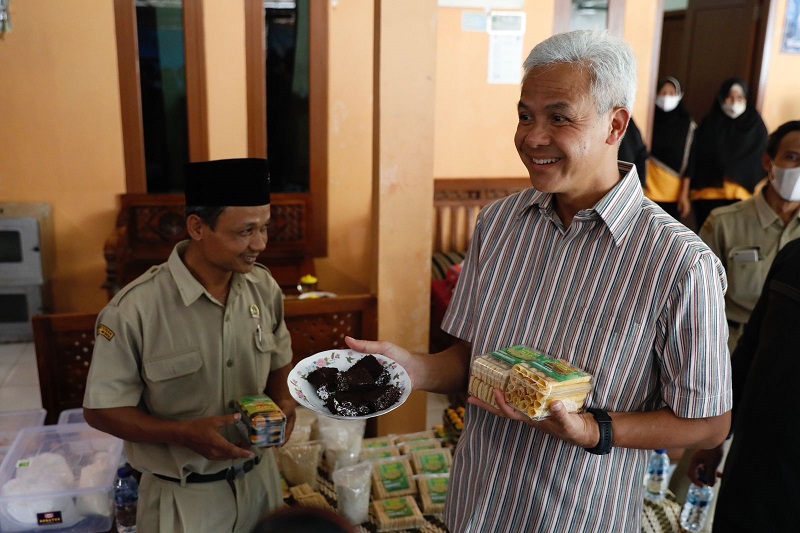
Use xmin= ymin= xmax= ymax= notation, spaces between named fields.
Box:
xmin=0 ymin=423 xmax=123 ymax=533
xmin=0 ymin=409 xmax=47 ymax=470
xmin=56 ymin=409 xmax=85 ymax=426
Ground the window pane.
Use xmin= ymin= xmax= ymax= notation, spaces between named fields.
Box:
xmin=571 ymin=0 xmax=609 ymax=31
xmin=137 ymin=0 xmax=190 ymax=193
xmin=266 ymin=0 xmax=310 ymax=193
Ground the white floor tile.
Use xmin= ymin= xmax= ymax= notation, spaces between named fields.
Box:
xmin=0 ymin=386 xmax=42 ymax=412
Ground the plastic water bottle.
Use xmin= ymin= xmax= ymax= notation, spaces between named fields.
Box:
xmin=680 ymin=473 xmax=714 ymax=532
xmin=643 ymin=449 xmax=670 ymax=502
xmin=114 ymin=465 xmax=138 ymax=533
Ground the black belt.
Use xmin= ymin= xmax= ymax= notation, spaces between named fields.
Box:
xmin=154 ymin=456 xmax=260 ymax=485
xmin=727 ymin=319 xmax=742 ymax=329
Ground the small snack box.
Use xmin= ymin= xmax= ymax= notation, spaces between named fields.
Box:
xmin=0 ymin=423 xmax=123 ymax=533
xmin=372 ymin=495 xmax=426 ymax=532
xmin=236 ymin=395 xmax=287 ymax=447
xmin=415 ymin=473 xmax=449 ymax=515
xmin=371 ymin=457 xmax=417 ymax=499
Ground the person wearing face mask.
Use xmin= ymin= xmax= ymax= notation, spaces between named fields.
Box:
xmin=679 ymin=78 xmax=768 ymax=228
xmin=698 ymin=120 xmax=800 ymax=352
xmin=644 ymin=77 xmax=696 ymax=220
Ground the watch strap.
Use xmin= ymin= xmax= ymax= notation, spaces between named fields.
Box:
xmin=584 ymin=408 xmax=613 ymax=455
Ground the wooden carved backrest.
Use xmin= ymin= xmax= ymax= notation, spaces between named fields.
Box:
xmin=283 ymin=294 xmax=377 ymax=365
xmin=105 ymin=193 xmax=314 ymax=296
xmin=433 ymin=178 xmax=530 ymax=253
xmin=32 ymin=313 xmax=98 ymax=425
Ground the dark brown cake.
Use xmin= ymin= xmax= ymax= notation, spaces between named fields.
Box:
xmin=307 ymin=355 xmax=401 ymax=416
xmin=306 ymin=367 xmax=339 ymax=400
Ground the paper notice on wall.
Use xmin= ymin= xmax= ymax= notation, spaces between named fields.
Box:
xmin=487 ymin=11 xmax=525 ymax=85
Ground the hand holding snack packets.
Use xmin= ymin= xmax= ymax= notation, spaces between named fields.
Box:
xmin=468 ymin=345 xmax=593 ymax=420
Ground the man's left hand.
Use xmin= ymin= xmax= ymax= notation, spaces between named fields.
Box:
xmin=467 ymin=389 xmax=598 ymax=448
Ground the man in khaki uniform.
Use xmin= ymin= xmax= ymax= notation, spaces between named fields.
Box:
xmin=83 ymin=158 xmax=296 ymax=532
xmin=700 ymin=121 xmax=800 ymax=352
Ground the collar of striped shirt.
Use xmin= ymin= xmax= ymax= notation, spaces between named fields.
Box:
xmin=520 ymin=161 xmax=642 ymax=247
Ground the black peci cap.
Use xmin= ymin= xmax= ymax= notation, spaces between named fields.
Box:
xmin=185 ymin=158 xmax=270 ymax=206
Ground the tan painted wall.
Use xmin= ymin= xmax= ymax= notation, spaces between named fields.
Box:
xmin=203 ymin=0 xmax=248 ymax=160
xmin=759 ymin=0 xmax=800 ymax=132
xmin=434 ymin=4 xmax=660 ymax=178
xmin=313 ymin=0 xmax=374 ymax=295
xmin=0 ymin=1 xmax=125 ymax=313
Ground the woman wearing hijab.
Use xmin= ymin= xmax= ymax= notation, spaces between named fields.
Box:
xmin=645 ymin=76 xmax=696 ymax=219
xmin=679 ymin=77 xmax=768 ymax=229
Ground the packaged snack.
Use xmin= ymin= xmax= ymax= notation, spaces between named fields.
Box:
xmin=372 ymin=496 xmax=426 ymax=532
xmin=295 ymin=492 xmax=332 ymax=510
xmin=275 ymin=441 xmax=323 ymax=489
xmin=235 ymin=395 xmax=286 ymax=447
xmin=392 ymin=430 xmax=435 ymax=444
xmin=411 ymin=448 xmax=451 ymax=475
xmin=332 ymin=461 xmax=372 ymax=525
xmin=371 ymin=457 xmax=417 ymax=499
xmin=361 ymin=435 xmax=395 ymax=448
xmin=469 ymin=345 xmax=593 ymax=420
xmin=360 ymin=446 xmax=401 ymax=462
xmin=415 ymin=473 xmax=449 ymax=515
xmin=398 ymin=438 xmax=442 ymax=456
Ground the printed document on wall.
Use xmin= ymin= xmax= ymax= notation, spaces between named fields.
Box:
xmin=487 ymin=11 xmax=525 ymax=84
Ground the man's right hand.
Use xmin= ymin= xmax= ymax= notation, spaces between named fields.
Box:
xmin=687 ymin=445 xmax=724 ymax=487
xmin=177 ymin=413 xmax=255 ymax=461
xmin=344 ymin=336 xmax=423 ymax=389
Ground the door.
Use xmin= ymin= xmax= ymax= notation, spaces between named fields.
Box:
xmin=679 ymin=0 xmax=770 ymax=122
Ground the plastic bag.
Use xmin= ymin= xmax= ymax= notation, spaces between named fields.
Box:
xmin=332 ymin=461 xmax=372 ymax=525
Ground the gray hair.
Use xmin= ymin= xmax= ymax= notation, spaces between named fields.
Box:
xmin=522 ymin=30 xmax=637 ymax=114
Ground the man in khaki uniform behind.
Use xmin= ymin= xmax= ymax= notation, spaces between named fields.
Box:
xmin=699 ymin=120 xmax=800 ymax=352
xmin=83 ymin=158 xmax=296 ymax=532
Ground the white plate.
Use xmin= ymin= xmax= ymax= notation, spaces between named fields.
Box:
xmin=287 ymin=349 xmax=412 ymax=420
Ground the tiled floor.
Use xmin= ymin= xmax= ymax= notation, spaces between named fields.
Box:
xmin=0 ymin=342 xmax=42 ymax=413
xmin=0 ymin=340 xmax=448 ymax=429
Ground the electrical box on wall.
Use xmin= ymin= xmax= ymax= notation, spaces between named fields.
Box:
xmin=0 ymin=203 xmax=54 ymax=342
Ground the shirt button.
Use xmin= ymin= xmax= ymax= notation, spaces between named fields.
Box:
xmin=228 ymin=400 xmax=235 ymax=408
xmin=227 ymin=359 xmax=234 ymax=367
xmin=225 ymin=315 xmax=230 ymax=322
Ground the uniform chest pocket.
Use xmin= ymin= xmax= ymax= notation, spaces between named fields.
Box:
xmin=143 ymin=348 xmax=208 ymax=419
xmin=727 ymin=246 xmax=769 ymax=311
xmin=254 ymin=327 xmax=277 ymax=387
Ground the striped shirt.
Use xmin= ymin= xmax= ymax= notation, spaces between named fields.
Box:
xmin=441 ymin=163 xmax=732 ymax=532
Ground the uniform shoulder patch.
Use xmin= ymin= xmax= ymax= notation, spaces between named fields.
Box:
xmin=97 ymin=324 xmax=115 ymax=341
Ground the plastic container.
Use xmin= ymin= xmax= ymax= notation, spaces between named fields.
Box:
xmin=680 ymin=474 xmax=714 ymax=532
xmin=57 ymin=409 xmax=86 ymax=426
xmin=0 ymin=423 xmax=124 ymax=532
xmin=113 ymin=465 xmax=138 ymax=533
xmin=643 ymin=449 xmax=670 ymax=503
xmin=0 ymin=409 xmax=47 ymax=470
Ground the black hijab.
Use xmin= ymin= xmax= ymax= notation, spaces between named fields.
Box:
xmin=687 ymin=78 xmax=768 ymax=192
xmin=651 ymin=77 xmax=694 ymax=174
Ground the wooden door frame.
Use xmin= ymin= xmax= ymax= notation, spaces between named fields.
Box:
xmin=244 ymin=0 xmax=329 ymax=257
xmin=114 ymin=0 xmax=208 ymax=193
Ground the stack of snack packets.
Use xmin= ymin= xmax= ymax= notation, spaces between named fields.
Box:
xmin=236 ymin=395 xmax=286 ymax=447
xmin=469 ymin=345 xmax=593 ymax=420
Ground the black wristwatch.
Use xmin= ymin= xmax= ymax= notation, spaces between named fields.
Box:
xmin=584 ymin=408 xmax=613 ymax=455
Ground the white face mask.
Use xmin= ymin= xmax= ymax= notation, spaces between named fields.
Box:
xmin=771 ymin=163 xmax=800 ymax=201
xmin=722 ymin=101 xmax=746 ymax=119
xmin=655 ymin=94 xmax=682 ymax=112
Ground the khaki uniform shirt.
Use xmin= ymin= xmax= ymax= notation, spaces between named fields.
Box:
xmin=700 ymin=191 xmax=800 ymax=325
xmin=84 ymin=241 xmax=292 ymax=479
